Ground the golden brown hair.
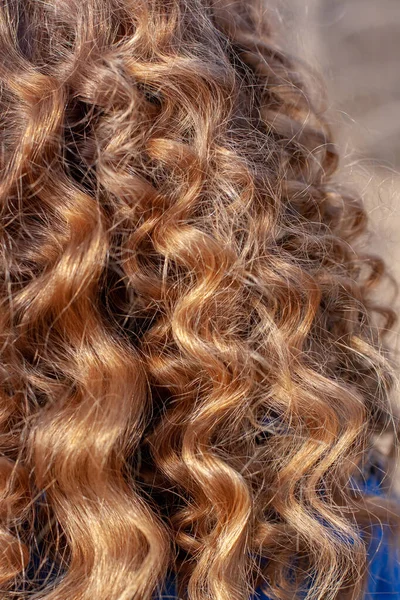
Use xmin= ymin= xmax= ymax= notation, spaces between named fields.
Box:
xmin=0 ymin=0 xmax=398 ymax=599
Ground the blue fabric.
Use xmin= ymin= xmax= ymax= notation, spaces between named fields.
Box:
xmin=357 ymin=461 xmax=400 ymax=599
xmin=157 ymin=459 xmax=400 ymax=600
xmin=257 ymin=461 xmax=400 ymax=599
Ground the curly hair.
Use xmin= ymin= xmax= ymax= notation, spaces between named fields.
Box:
xmin=0 ymin=0 xmax=398 ymax=599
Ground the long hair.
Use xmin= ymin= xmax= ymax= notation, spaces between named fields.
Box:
xmin=0 ymin=1 xmax=398 ymax=599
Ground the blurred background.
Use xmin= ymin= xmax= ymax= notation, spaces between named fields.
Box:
xmin=273 ymin=0 xmax=400 ymax=487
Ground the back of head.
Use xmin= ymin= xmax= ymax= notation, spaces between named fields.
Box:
xmin=0 ymin=1 xmax=398 ymax=599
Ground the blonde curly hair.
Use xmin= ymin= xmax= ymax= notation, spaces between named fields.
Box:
xmin=0 ymin=0 xmax=398 ymax=599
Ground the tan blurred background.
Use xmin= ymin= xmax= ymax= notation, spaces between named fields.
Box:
xmin=272 ymin=0 xmax=400 ymax=489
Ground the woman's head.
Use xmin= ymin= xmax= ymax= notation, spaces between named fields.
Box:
xmin=0 ymin=1 xmax=398 ymax=599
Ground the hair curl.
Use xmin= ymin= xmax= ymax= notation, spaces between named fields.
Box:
xmin=0 ymin=0 xmax=398 ymax=599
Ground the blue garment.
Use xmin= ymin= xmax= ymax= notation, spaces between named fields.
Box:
xmin=158 ymin=459 xmax=400 ymax=600
xmin=357 ymin=460 xmax=400 ymax=599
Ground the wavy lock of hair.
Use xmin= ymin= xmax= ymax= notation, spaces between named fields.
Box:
xmin=0 ymin=0 xmax=399 ymax=599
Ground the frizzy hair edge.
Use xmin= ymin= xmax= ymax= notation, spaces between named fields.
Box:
xmin=0 ymin=0 xmax=398 ymax=599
